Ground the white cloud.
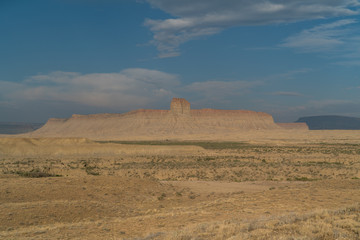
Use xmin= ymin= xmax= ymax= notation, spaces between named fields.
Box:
xmin=264 ymin=68 xmax=312 ymax=82
xmin=145 ymin=0 xmax=360 ymax=57
xmin=335 ymin=60 xmax=360 ymax=66
xmin=281 ymin=19 xmax=358 ymax=51
xmin=308 ymin=99 xmax=353 ymax=108
xmin=0 ymin=81 xmax=23 ymax=95
xmin=268 ymin=98 xmax=360 ymax=122
xmin=2 ymin=68 xmax=358 ymax=122
xmin=0 ymin=69 xmax=180 ymax=112
xmin=0 ymin=69 xmax=263 ymax=118
xmin=306 ymin=99 xmax=360 ymax=117
xmin=271 ymin=91 xmax=303 ymax=97
xmin=185 ymin=80 xmax=262 ymax=97
xmin=181 ymin=80 xmax=263 ymax=108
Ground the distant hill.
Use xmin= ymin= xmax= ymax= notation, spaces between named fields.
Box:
xmin=0 ymin=122 xmax=44 ymax=134
xmin=296 ymin=116 xmax=360 ymax=130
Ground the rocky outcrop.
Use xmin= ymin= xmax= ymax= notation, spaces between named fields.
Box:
xmin=170 ymin=98 xmax=191 ymax=115
xmin=26 ymin=98 xmax=283 ymax=140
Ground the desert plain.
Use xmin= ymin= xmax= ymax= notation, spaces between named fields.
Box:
xmin=0 ymin=99 xmax=359 ymax=239
xmin=1 ymin=129 xmax=360 ymax=240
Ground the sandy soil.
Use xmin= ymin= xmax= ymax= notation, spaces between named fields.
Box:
xmin=0 ymin=132 xmax=360 ymax=239
xmin=163 ymin=181 xmax=307 ymax=194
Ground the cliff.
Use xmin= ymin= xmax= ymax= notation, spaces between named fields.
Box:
xmin=26 ymin=98 xmax=281 ymax=140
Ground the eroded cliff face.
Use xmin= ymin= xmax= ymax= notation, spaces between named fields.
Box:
xmin=27 ymin=98 xmax=282 ymax=140
xmin=170 ymin=98 xmax=191 ymax=115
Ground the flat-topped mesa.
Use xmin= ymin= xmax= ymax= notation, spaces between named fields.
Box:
xmin=25 ymin=97 xmax=299 ymax=139
xmin=170 ymin=98 xmax=190 ymax=115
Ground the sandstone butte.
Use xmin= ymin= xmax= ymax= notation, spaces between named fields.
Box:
xmin=25 ymin=98 xmax=308 ymax=140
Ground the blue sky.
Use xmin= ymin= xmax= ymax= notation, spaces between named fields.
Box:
xmin=1 ymin=0 xmax=360 ymax=122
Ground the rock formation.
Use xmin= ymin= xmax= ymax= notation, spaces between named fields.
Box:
xmin=25 ymin=98 xmax=290 ymax=140
xmin=170 ymin=98 xmax=191 ymax=115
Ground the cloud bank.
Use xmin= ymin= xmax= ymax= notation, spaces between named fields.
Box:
xmin=1 ymin=68 xmax=359 ymax=122
xmin=1 ymin=69 xmax=179 ymax=111
xmin=144 ymin=0 xmax=360 ymax=57
xmin=0 ymin=68 xmax=261 ymax=121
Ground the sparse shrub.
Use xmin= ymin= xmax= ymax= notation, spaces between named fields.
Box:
xmin=85 ymin=166 xmax=100 ymax=175
xmin=188 ymin=192 xmax=196 ymax=199
xmin=13 ymin=168 xmax=61 ymax=178
xmin=294 ymin=176 xmax=316 ymax=181
xmin=158 ymin=193 xmax=166 ymax=200
xmin=82 ymin=160 xmax=100 ymax=175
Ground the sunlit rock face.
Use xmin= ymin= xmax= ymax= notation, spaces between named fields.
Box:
xmin=170 ymin=98 xmax=190 ymax=115
xmin=25 ymin=98 xmax=288 ymax=140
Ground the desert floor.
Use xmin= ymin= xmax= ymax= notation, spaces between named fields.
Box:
xmin=0 ymin=131 xmax=360 ymax=239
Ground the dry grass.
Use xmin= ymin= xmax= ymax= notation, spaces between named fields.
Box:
xmin=0 ymin=138 xmax=360 ymax=239
xmin=2 ymin=142 xmax=358 ymax=182
xmin=159 ymin=204 xmax=360 ymax=240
